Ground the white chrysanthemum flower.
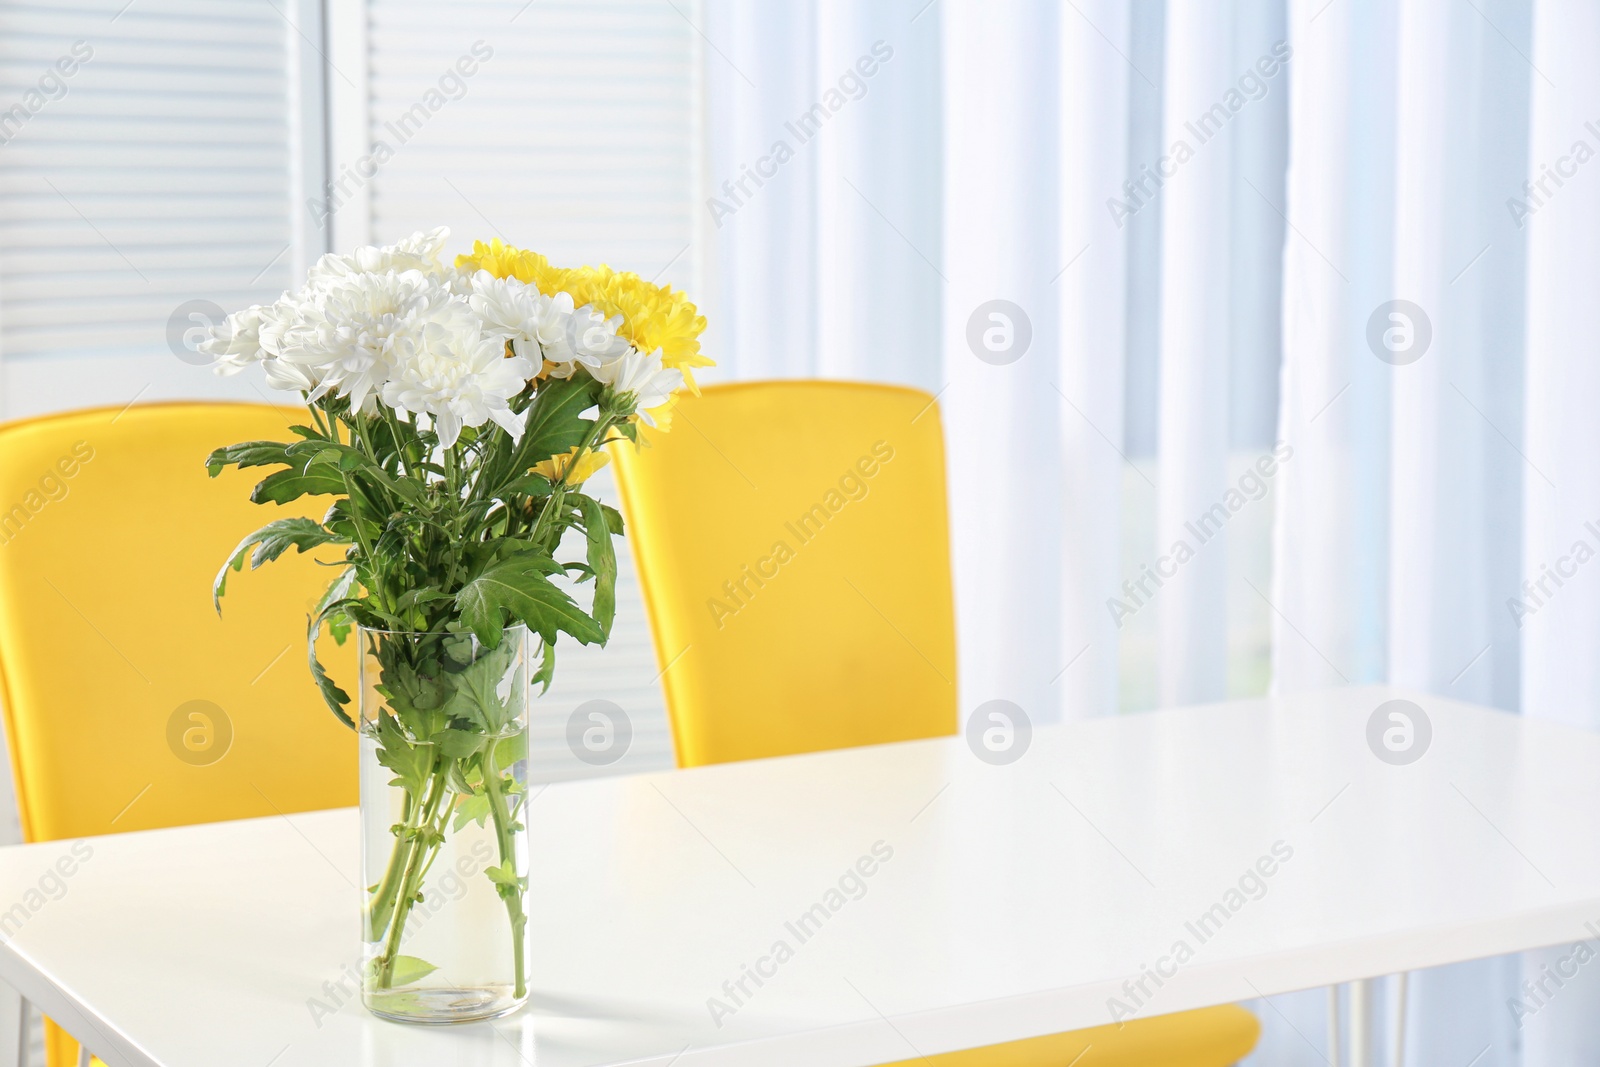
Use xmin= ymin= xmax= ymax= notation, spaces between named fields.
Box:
xmin=467 ymin=274 xmax=629 ymax=381
xmin=541 ymin=300 xmax=631 ymax=374
xmin=531 ymin=291 xmax=582 ymax=378
xmin=261 ymin=352 xmax=317 ymax=393
xmin=309 ymin=227 xmax=451 ymax=284
xmin=254 ymin=295 xmax=301 ymax=360
xmin=381 ymin=306 xmax=533 ymax=448
xmin=468 ymin=271 xmax=552 ymax=364
xmin=442 ymin=265 xmax=475 ymax=298
xmin=202 ymin=295 xmax=326 ymax=393
xmin=201 ymin=304 xmax=267 ymax=376
xmin=276 ymin=270 xmax=454 ymax=410
xmin=590 ymin=346 xmax=683 ymax=426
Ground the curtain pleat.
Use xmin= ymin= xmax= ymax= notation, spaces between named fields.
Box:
xmin=1274 ymin=0 xmax=1532 ymax=1061
xmin=940 ymin=0 xmax=1066 ymax=724
xmin=702 ymin=0 xmax=820 ymax=379
xmin=1261 ymin=3 xmax=1397 ymax=1055
xmin=1518 ymin=1 xmax=1600 ymax=1059
xmin=1389 ymin=0 xmax=1529 ymax=1060
xmin=1273 ymin=0 xmax=1398 ymax=696
xmin=814 ymin=0 xmax=943 ymax=389
xmin=1154 ymin=0 xmax=1234 ymax=705
xmin=1057 ymin=0 xmax=1130 ymax=720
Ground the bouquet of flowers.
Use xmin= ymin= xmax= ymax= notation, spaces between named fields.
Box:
xmin=200 ymin=228 xmax=709 ymax=1020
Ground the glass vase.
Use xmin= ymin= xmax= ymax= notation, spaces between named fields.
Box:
xmin=357 ymin=624 xmax=532 ymax=1024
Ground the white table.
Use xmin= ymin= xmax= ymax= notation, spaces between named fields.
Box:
xmin=1 ymin=685 xmax=1597 ymax=1067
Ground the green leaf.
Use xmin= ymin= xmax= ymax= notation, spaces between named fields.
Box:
xmin=578 ymin=495 xmax=616 ymax=640
xmin=531 ymin=638 xmax=555 ymax=696
xmin=214 ymin=517 xmax=340 ymax=608
xmin=375 ymin=470 xmax=425 ymax=505
xmin=523 ymin=377 xmax=595 ymax=458
xmin=306 ymin=569 xmax=359 ymax=729
xmin=454 ymin=551 xmax=603 ymax=648
xmin=452 ymin=792 xmax=492 ymax=832
xmin=290 ymin=444 xmax=427 ymax=509
xmin=205 ymin=440 xmax=295 ymax=477
xmin=316 ymin=567 xmax=357 ymax=613
xmin=434 ymin=728 xmax=486 ymax=759
xmin=376 ymin=651 xmax=452 ymax=741
xmin=499 ymin=473 xmax=553 ymax=499
xmin=441 ymin=632 xmax=476 ymax=667
xmin=315 ymin=567 xmax=358 ymax=646
xmin=341 ymin=458 xmax=425 ymax=506
xmin=286 ymin=438 xmax=359 ymax=463
xmin=493 ymin=730 xmax=528 ymax=771
xmin=488 ymin=376 xmax=595 ymax=496
xmin=309 ymin=640 xmax=353 ymax=729
xmin=250 ymin=467 xmax=346 ymax=506
xmin=374 ymin=712 xmax=433 ymax=797
xmin=448 ymin=760 xmax=478 ymax=794
xmin=442 ymin=643 xmax=518 ymax=735
xmin=385 ymin=588 xmax=454 ymax=633
xmin=367 ymin=954 xmax=438 ymax=988
xmin=327 ymin=608 xmax=353 ymax=645
xmin=483 ymin=859 xmax=527 ymax=895
xmin=600 ymin=503 xmax=625 ymax=536
xmin=252 ymin=518 xmax=338 ymax=568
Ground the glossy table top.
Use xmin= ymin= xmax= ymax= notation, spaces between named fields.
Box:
xmin=2 ymin=686 xmax=1598 ymax=1066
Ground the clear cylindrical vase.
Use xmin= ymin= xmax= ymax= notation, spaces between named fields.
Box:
xmin=357 ymin=624 xmax=531 ymax=1023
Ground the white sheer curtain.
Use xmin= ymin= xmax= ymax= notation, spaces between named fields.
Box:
xmin=701 ymin=0 xmax=942 ymax=389
xmin=940 ymin=0 xmax=1067 ymax=725
xmin=1520 ymin=4 xmax=1600 ymax=1060
xmin=702 ymin=0 xmax=1129 ymax=725
xmin=1155 ymin=1 xmax=1232 ymax=705
xmin=1155 ymin=0 xmax=1286 ymax=705
xmin=699 ymin=0 xmax=1600 ymax=1062
xmin=1273 ymin=0 xmax=1600 ymax=1062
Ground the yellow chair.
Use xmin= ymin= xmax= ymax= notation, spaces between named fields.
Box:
xmin=0 ymin=402 xmax=355 ymax=1067
xmin=612 ymin=381 xmax=1260 ymax=1067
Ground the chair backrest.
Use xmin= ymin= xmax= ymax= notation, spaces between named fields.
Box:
xmin=611 ymin=381 xmax=958 ymax=768
xmin=0 ymin=402 xmax=355 ymax=843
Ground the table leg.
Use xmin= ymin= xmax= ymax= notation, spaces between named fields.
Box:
xmin=0 ymin=982 xmax=24 ymax=1067
xmin=1329 ymin=985 xmax=1342 ymax=1067
xmin=1391 ymin=972 xmax=1408 ymax=1067
xmin=1349 ymin=978 xmax=1373 ymax=1067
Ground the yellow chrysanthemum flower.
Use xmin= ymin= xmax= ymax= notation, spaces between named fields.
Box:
xmin=560 ymin=265 xmax=713 ymax=393
xmin=639 ymin=393 xmax=677 ymax=434
xmin=532 ymin=447 xmax=610 ymax=485
xmin=455 ymin=239 xmax=572 ymax=295
xmin=456 ymin=241 xmax=713 ymax=393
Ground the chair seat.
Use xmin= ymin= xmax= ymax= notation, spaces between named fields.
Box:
xmin=881 ymin=1005 xmax=1260 ymax=1067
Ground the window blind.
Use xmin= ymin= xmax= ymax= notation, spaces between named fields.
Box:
xmin=363 ymin=0 xmax=699 ymax=285
xmin=0 ymin=0 xmax=317 ymax=370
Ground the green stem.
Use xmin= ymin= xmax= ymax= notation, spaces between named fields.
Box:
xmin=340 ymin=470 xmax=379 ymax=566
xmin=373 ymin=759 xmax=452 ymax=990
xmin=353 ymin=413 xmax=386 ymax=468
xmin=482 ymin=744 xmax=528 ymax=998
xmin=383 ymin=407 xmax=419 ymax=480
xmin=365 ymin=782 xmax=426 ymax=941
xmin=307 ymin=402 xmax=330 ymax=439
xmin=529 ymin=414 xmax=614 ymax=551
